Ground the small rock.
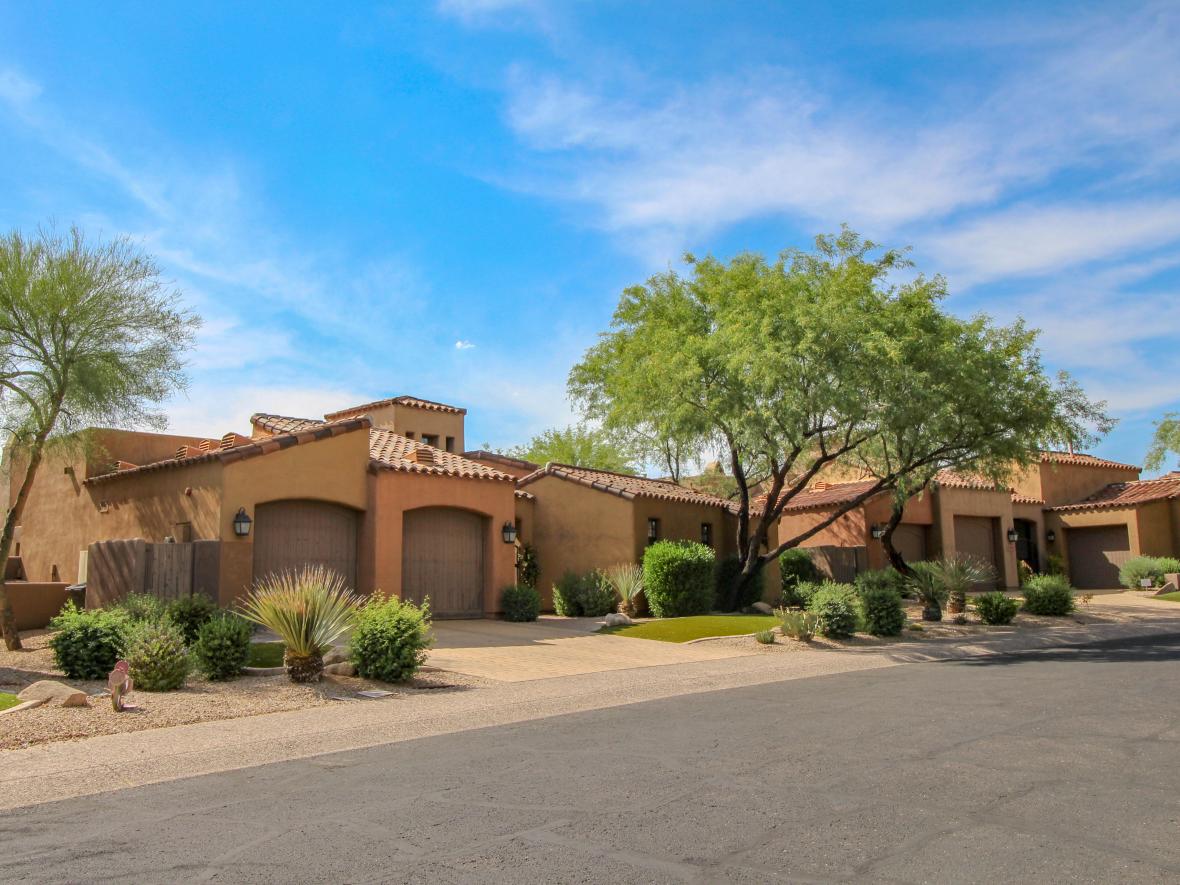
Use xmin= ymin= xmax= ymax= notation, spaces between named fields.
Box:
xmin=603 ymin=612 xmax=633 ymax=627
xmin=323 ymin=647 xmax=350 ymax=666
xmin=17 ymin=680 xmax=89 ymax=708
xmin=323 ymin=662 xmax=357 ymax=677
xmin=750 ymin=601 xmax=774 ymax=615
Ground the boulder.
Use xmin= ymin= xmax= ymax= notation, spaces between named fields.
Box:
xmin=323 ymin=647 xmax=351 ymax=666
xmin=323 ymin=662 xmax=357 ymax=677
xmin=1155 ymin=579 xmax=1178 ymax=596
xmin=603 ymin=612 xmax=633 ymax=627
xmin=17 ymin=680 xmax=89 ymax=708
xmin=750 ymin=601 xmax=774 ymax=615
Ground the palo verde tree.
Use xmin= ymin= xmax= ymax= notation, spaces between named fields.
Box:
xmin=507 ymin=424 xmax=638 ymax=474
xmin=1146 ymin=413 xmax=1180 ymax=472
xmin=569 ymin=228 xmax=1107 ymax=610
xmin=0 ymin=228 xmax=198 ymax=650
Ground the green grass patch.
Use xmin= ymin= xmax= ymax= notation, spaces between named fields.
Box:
xmin=0 ymin=691 xmax=20 ymax=712
xmin=602 ymin=614 xmax=778 ymax=643
xmin=1155 ymin=592 xmax=1180 ymax=603
xmin=248 ymin=641 xmax=285 ymax=668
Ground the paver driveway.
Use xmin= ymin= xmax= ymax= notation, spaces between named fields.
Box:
xmin=427 ymin=616 xmax=754 ymax=681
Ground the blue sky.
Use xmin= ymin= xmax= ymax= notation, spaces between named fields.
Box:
xmin=0 ymin=1 xmax=1177 ymax=471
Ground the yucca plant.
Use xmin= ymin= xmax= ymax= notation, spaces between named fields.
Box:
xmin=236 ymin=566 xmax=361 ymax=683
xmin=931 ymin=556 xmax=996 ymax=615
xmin=604 ymin=562 xmax=645 ymax=617
xmin=905 ymin=561 xmax=949 ymax=622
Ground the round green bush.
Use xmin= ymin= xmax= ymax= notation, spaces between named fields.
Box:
xmin=714 ymin=555 xmax=765 ymax=611
xmin=116 ymin=592 xmax=168 ymax=624
xmin=552 ymin=570 xmax=615 ymax=617
xmin=126 ymin=619 xmax=191 ymax=691
xmin=500 ymin=584 xmax=541 ymax=622
xmin=806 ymin=583 xmax=859 ymax=638
xmin=855 ymin=567 xmax=910 ymax=599
xmin=167 ymin=593 xmax=219 ymax=645
xmin=779 ymin=548 xmax=821 ymax=606
xmin=859 ymin=585 xmax=905 ymax=636
xmin=1021 ymin=575 xmax=1075 ymax=616
xmin=643 ymin=541 xmax=715 ymax=617
xmin=975 ymin=591 xmax=1020 ymax=625
xmin=349 ymin=594 xmax=434 ymax=683
xmin=191 ymin=613 xmax=252 ymax=680
xmin=1118 ymin=555 xmax=1180 ymax=589
xmin=48 ymin=603 xmax=131 ymax=680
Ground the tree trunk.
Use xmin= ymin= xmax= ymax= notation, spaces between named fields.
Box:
xmin=879 ymin=501 xmax=915 ymax=578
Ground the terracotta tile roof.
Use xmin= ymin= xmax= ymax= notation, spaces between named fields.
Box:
xmin=325 ymin=395 xmax=466 ymax=420
xmin=1049 ymin=472 xmax=1180 ymax=512
xmin=368 ymin=430 xmax=513 ymax=481
xmin=250 ymin=413 xmax=325 ymax=434
xmin=934 ymin=469 xmax=997 ymax=491
xmin=85 ymin=418 xmax=371 ymax=485
xmin=1010 ymin=492 xmax=1044 ymax=506
xmin=514 ymin=488 xmax=536 ymax=501
xmin=462 ymin=450 xmax=540 ymax=473
xmin=1040 ymin=450 xmax=1139 ymax=472
xmin=768 ymin=479 xmax=884 ymax=513
xmin=517 ymin=463 xmax=736 ymax=510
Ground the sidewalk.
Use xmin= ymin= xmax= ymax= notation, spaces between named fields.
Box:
xmin=3 ymin=614 xmax=1179 ymax=813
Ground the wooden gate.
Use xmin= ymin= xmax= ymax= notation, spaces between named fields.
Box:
xmin=401 ymin=507 xmax=486 ymax=617
xmin=86 ymin=539 xmax=222 ymax=607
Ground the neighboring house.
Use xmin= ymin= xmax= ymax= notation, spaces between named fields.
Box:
xmin=9 ymin=396 xmax=519 ymax=617
xmin=515 ymin=463 xmax=741 ymax=608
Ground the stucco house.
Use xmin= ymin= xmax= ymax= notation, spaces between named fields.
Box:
xmin=9 ymin=396 xmax=519 ymax=617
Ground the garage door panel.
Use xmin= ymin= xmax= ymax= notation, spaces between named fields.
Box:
xmin=892 ymin=524 xmax=927 ymax=564
xmin=253 ymin=501 xmax=359 ymax=589
xmin=402 ymin=508 xmax=485 ymax=617
xmin=1067 ymin=525 xmax=1130 ymax=590
xmin=953 ymin=516 xmax=999 ymax=588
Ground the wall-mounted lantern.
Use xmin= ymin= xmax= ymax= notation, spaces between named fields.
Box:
xmin=1007 ymin=527 xmax=1020 ymax=543
xmin=501 ymin=521 xmax=517 ymax=544
xmin=232 ymin=507 xmax=253 ymax=537
xmin=870 ymin=524 xmax=886 ymax=540
xmin=1045 ymin=529 xmax=1056 ymax=543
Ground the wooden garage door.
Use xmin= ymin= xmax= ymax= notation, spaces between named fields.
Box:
xmin=253 ymin=501 xmax=359 ymax=589
xmin=892 ymin=524 xmax=928 ymax=564
xmin=402 ymin=507 xmax=485 ymax=617
xmin=953 ymin=516 xmax=999 ymax=587
xmin=1067 ymin=525 xmax=1130 ymax=590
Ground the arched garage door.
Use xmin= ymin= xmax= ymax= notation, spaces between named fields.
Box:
xmin=1067 ymin=525 xmax=1130 ymax=589
xmin=402 ymin=507 xmax=486 ymax=617
xmin=953 ymin=515 xmax=1000 ymax=588
xmin=253 ymin=500 xmax=359 ymax=588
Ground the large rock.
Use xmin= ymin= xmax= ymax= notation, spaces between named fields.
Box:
xmin=1156 ymin=579 xmax=1178 ymax=596
xmin=323 ymin=662 xmax=357 ymax=677
xmin=17 ymin=680 xmax=89 ymax=708
xmin=323 ymin=647 xmax=351 ymax=666
xmin=603 ymin=612 xmax=633 ymax=627
xmin=750 ymin=601 xmax=775 ymax=615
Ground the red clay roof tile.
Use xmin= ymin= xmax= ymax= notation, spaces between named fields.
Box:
xmin=325 ymin=395 xmax=466 ymax=419
xmin=1040 ymin=451 xmax=1140 ymax=471
xmin=250 ymin=413 xmax=325 ymax=434
xmin=517 ymin=463 xmax=737 ymax=510
xmin=1049 ymin=472 xmax=1180 ymax=512
xmin=369 ymin=430 xmax=513 ymax=481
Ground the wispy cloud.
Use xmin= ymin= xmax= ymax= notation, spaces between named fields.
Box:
xmin=454 ymin=339 xmax=476 ymax=350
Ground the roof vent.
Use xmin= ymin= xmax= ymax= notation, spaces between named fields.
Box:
xmin=220 ymin=432 xmax=251 ymax=450
xmin=409 ymin=446 xmax=435 ymax=465
xmin=198 ymin=439 xmax=218 ymax=453
xmin=812 ymin=481 xmax=831 ymax=491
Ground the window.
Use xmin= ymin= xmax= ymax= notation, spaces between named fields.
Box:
xmin=404 ymin=431 xmax=415 ymax=440
xmin=647 ymin=517 xmax=660 ymax=545
xmin=700 ymin=522 xmax=713 ymax=547
xmin=445 ymin=436 xmax=455 ymax=453
xmin=422 ymin=434 xmax=439 ymax=448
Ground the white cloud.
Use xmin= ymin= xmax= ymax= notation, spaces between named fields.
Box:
xmin=0 ymin=68 xmax=40 ymax=107
xmin=160 ymin=383 xmax=367 ymax=438
xmin=454 ymin=339 xmax=476 ymax=350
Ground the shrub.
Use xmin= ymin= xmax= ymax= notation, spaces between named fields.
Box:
xmin=603 ymin=562 xmax=645 ymax=617
xmin=125 ymin=619 xmax=190 ymax=691
xmin=500 ymin=584 xmax=541 ymax=622
xmin=349 ymin=593 xmax=434 ymax=683
xmin=714 ymin=555 xmax=765 ymax=611
xmin=117 ymin=592 xmax=167 ymax=624
xmin=777 ymin=607 xmax=819 ymax=641
xmin=779 ymin=548 xmax=820 ymax=606
xmin=191 ymin=613 xmax=252 ymax=680
xmin=237 ymin=566 xmax=361 ymax=682
xmin=855 ymin=568 xmax=908 ymax=599
xmin=552 ymin=570 xmax=616 ymax=617
xmin=859 ymin=585 xmax=906 ymax=636
xmin=516 ymin=542 xmax=539 ymax=589
xmin=1018 ymin=559 xmax=1035 ymax=586
xmin=906 ymin=561 xmax=949 ymax=620
xmin=1022 ymin=574 xmax=1075 ymax=616
xmin=48 ymin=603 xmax=131 ymax=680
xmin=975 ymin=591 xmax=1020 ymax=626
xmin=642 ymin=541 xmax=715 ymax=617
xmin=930 ymin=556 xmax=996 ymax=614
xmin=167 ymin=593 xmax=218 ymax=645
xmin=790 ymin=580 xmax=825 ymax=610
xmin=1044 ymin=553 xmax=1066 ymax=576
xmin=1119 ymin=555 xmax=1180 ymax=590
xmin=754 ymin=629 xmax=775 ymax=645
xmin=806 ymin=582 xmax=859 ymax=638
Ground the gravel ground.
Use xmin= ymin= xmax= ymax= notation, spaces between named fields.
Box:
xmin=0 ymin=630 xmax=493 ymax=751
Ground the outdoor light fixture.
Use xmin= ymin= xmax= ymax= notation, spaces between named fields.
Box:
xmin=1007 ymin=527 xmax=1020 ymax=543
xmin=1046 ymin=530 xmax=1056 ymax=543
xmin=501 ymin=521 xmax=517 ymax=544
xmin=232 ymin=507 xmax=252 ymax=537
xmin=870 ymin=524 xmax=886 ymax=540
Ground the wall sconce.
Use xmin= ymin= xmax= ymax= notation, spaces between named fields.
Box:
xmin=870 ymin=524 xmax=886 ymax=540
xmin=501 ymin=521 xmax=517 ymax=544
xmin=232 ymin=507 xmax=252 ymax=537
xmin=1007 ymin=527 xmax=1020 ymax=543
xmin=1046 ymin=529 xmax=1056 ymax=543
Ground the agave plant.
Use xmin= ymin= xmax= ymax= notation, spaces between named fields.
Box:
xmin=604 ymin=562 xmax=645 ymax=617
xmin=932 ymin=556 xmax=996 ymax=615
xmin=237 ymin=566 xmax=361 ymax=682
xmin=905 ymin=562 xmax=949 ymax=622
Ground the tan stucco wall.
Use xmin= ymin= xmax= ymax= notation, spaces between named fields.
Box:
xmin=931 ymin=486 xmax=1017 ymax=588
xmin=355 ymin=403 xmax=465 ymax=452
xmin=361 ymin=471 xmax=516 ymax=615
xmin=1011 ymin=461 xmax=1141 ymax=509
xmin=1134 ymin=501 xmax=1176 ymax=558
xmin=8 ymin=582 xmax=70 ymax=630
xmin=629 ymin=498 xmax=735 ymax=563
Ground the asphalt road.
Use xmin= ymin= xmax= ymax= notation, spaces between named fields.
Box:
xmin=3 ymin=634 xmax=1179 ymax=884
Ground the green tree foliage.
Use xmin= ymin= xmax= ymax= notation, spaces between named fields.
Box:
xmin=507 ymin=424 xmax=636 ymax=474
xmin=0 ymin=227 xmax=198 ymax=649
xmin=1146 ymin=413 xmax=1180 ymax=472
xmin=569 ymin=228 xmax=1109 ymax=609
